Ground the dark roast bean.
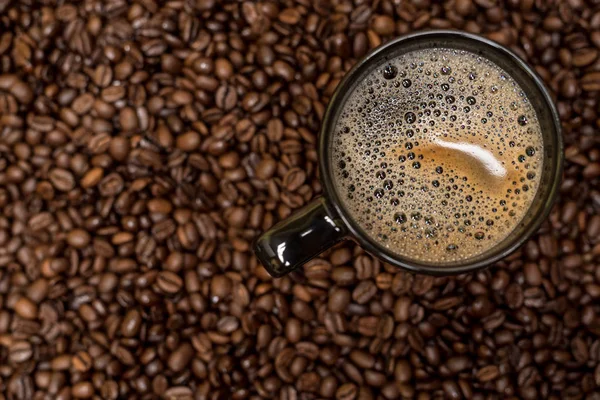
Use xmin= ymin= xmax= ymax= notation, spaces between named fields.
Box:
xmin=336 ymin=383 xmax=358 ymax=400
xmin=49 ymin=168 xmax=75 ymax=191
xmin=67 ymin=229 xmax=91 ymax=248
xmin=215 ymin=85 xmax=237 ymax=110
xmin=72 ymin=351 xmax=93 ymax=372
xmin=476 ymin=365 xmax=499 ymax=382
xmin=0 ymin=2 xmax=595 ymax=399
xmin=9 ymin=340 xmax=33 ymax=363
xmin=156 ymin=271 xmax=183 ymax=294
xmin=255 ymin=158 xmax=277 ymax=179
xmin=328 ymin=287 xmax=351 ymax=312
xmin=371 ymin=15 xmax=395 ymax=35
xmin=14 ymin=297 xmax=37 ymax=320
xmin=121 ymin=309 xmax=142 ymax=337
xmin=352 ymin=280 xmax=377 ymax=304
xmin=167 ymin=343 xmax=193 ymax=372
xmin=72 ymin=382 xmax=94 ymax=398
xmin=80 ymin=167 xmax=104 ymax=188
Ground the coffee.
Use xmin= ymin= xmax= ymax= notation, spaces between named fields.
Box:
xmin=332 ymin=47 xmax=544 ymax=264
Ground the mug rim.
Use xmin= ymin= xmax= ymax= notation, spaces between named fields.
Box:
xmin=318 ymin=30 xmax=564 ymax=275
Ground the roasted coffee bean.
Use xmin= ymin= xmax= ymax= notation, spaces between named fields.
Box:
xmin=352 ymin=280 xmax=377 ymax=304
xmin=9 ymin=340 xmax=33 ymax=363
xmin=67 ymin=229 xmax=91 ymax=248
xmin=215 ymin=85 xmax=237 ymax=110
xmin=121 ymin=309 xmax=142 ymax=337
xmin=328 ymin=287 xmax=351 ymax=312
xmin=524 ymin=262 xmax=542 ymax=286
xmin=14 ymin=297 xmax=38 ymax=320
xmin=80 ymin=167 xmax=104 ymax=188
xmin=167 ymin=343 xmax=194 ymax=373
xmin=72 ymin=351 xmax=93 ymax=372
xmin=176 ymin=131 xmax=201 ymax=151
xmin=255 ymin=158 xmax=277 ymax=179
xmin=336 ymin=383 xmax=358 ymax=400
xmin=156 ymin=271 xmax=183 ymax=294
xmin=273 ymin=60 xmax=295 ymax=81
xmin=72 ymin=381 xmax=94 ymax=398
xmin=283 ymin=168 xmax=306 ymax=191
xmin=51 ymin=354 xmax=72 ymax=370
xmin=372 ymin=15 xmax=395 ymax=35
xmin=476 ymin=365 xmax=500 ymax=382
xmin=28 ymin=212 xmax=54 ymax=231
xmin=98 ymin=173 xmax=124 ymax=196
xmin=446 ymin=356 xmax=472 ymax=374
xmin=109 ymin=137 xmax=130 ymax=161
xmin=48 ymin=168 xmax=75 ymax=191
xmin=0 ymin=2 xmax=596 ymax=398
xmin=209 ymin=274 xmax=232 ymax=299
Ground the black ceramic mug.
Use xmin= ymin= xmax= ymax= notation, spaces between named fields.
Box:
xmin=253 ymin=30 xmax=563 ymax=278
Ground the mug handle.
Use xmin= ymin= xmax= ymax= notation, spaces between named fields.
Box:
xmin=253 ymin=197 xmax=348 ymax=277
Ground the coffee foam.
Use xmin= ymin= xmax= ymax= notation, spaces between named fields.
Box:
xmin=331 ymin=47 xmax=543 ymax=264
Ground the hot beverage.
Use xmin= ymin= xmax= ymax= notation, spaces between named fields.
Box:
xmin=331 ymin=47 xmax=543 ymax=264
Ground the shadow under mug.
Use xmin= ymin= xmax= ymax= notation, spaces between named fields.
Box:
xmin=253 ymin=30 xmax=563 ymax=278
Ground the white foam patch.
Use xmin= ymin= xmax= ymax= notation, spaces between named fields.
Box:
xmin=433 ymin=140 xmax=507 ymax=178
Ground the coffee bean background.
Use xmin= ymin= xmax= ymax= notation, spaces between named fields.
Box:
xmin=0 ymin=0 xmax=598 ymax=399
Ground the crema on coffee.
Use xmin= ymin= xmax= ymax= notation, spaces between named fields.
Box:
xmin=331 ymin=47 xmax=543 ymax=264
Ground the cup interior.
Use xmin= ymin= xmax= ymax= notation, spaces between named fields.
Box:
xmin=319 ymin=30 xmax=563 ymax=275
